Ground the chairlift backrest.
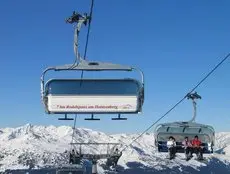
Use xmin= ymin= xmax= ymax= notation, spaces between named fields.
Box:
xmin=43 ymin=78 xmax=143 ymax=114
xmin=45 ymin=79 xmax=141 ymax=96
xmin=155 ymin=123 xmax=215 ymax=143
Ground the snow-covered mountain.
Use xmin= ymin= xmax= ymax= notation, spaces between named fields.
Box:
xmin=0 ymin=124 xmax=230 ymax=173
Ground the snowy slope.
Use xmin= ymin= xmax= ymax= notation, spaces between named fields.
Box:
xmin=0 ymin=124 xmax=230 ymax=173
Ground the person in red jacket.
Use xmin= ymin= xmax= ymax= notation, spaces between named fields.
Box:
xmin=191 ymin=135 xmax=203 ymax=160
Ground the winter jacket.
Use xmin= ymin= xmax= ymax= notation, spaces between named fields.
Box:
xmin=191 ymin=139 xmax=202 ymax=147
xmin=167 ymin=140 xmax=176 ymax=148
xmin=182 ymin=140 xmax=192 ymax=148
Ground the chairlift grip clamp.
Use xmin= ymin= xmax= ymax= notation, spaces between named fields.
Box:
xmin=65 ymin=11 xmax=90 ymax=26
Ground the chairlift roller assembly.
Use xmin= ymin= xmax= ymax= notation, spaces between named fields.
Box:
xmin=154 ymin=92 xmax=215 ymax=154
xmin=40 ymin=5 xmax=144 ymax=120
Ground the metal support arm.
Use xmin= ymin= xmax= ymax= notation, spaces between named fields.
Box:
xmin=190 ymin=99 xmax=197 ymax=122
xmin=65 ymin=11 xmax=91 ymax=66
xmin=187 ymin=92 xmax=201 ymax=122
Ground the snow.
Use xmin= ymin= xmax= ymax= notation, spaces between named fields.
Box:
xmin=0 ymin=124 xmax=230 ymax=173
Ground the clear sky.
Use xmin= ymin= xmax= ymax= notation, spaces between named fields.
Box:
xmin=0 ymin=0 xmax=230 ymax=134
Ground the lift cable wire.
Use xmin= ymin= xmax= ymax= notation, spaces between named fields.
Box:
xmin=120 ymin=52 xmax=230 ymax=153
xmin=84 ymin=0 xmax=94 ymax=60
xmin=70 ymin=0 xmax=94 ymax=151
xmin=80 ymin=0 xmax=94 ymax=79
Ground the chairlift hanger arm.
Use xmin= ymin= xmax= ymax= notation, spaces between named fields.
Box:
xmin=186 ymin=92 xmax=201 ymax=122
xmin=65 ymin=11 xmax=91 ymax=66
xmin=190 ymin=98 xmax=197 ymax=122
xmin=41 ymin=1 xmax=145 ymax=116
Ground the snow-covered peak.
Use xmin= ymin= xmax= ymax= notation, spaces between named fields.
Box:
xmin=0 ymin=124 xmax=230 ymax=173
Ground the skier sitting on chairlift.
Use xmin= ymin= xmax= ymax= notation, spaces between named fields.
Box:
xmin=167 ymin=136 xmax=176 ymax=159
xmin=191 ymin=135 xmax=203 ymax=160
xmin=182 ymin=136 xmax=192 ymax=160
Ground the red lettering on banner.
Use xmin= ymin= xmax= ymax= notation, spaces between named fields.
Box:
xmin=57 ymin=105 xmax=66 ymax=109
xmin=56 ymin=104 xmax=131 ymax=110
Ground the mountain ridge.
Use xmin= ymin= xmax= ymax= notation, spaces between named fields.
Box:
xmin=0 ymin=124 xmax=230 ymax=173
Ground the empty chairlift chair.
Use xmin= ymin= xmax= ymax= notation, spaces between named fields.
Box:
xmin=40 ymin=10 xmax=144 ymax=120
xmin=41 ymin=60 xmax=144 ymax=119
xmin=154 ymin=92 xmax=215 ymax=154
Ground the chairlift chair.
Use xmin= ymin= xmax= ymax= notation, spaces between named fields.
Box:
xmin=41 ymin=11 xmax=144 ymax=120
xmin=41 ymin=61 xmax=144 ymax=117
xmin=154 ymin=92 xmax=215 ymax=154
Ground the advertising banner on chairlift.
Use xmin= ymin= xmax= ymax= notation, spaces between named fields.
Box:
xmin=48 ymin=96 xmax=138 ymax=113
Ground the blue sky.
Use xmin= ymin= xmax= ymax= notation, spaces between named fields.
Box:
xmin=0 ymin=0 xmax=230 ymax=134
